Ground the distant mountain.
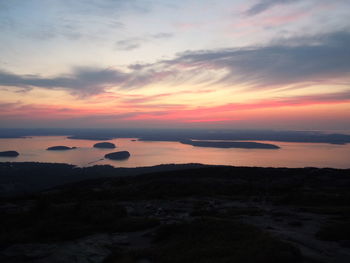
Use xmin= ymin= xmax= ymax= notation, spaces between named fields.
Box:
xmin=1 ymin=129 xmax=350 ymax=144
xmin=68 ymin=135 xmax=115 ymax=140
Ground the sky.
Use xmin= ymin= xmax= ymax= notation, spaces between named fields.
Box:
xmin=0 ymin=0 xmax=350 ymax=130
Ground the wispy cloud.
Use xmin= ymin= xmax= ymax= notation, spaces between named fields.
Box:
xmin=245 ymin=0 xmax=301 ymax=16
xmin=151 ymin=32 xmax=173 ymax=39
xmin=1 ymin=31 xmax=349 ymax=96
xmin=115 ymin=33 xmax=173 ymax=51
xmin=0 ymin=0 xmax=148 ymax=43
xmin=1 ymin=90 xmax=349 ymax=126
xmin=124 ymin=91 xmax=350 ymax=122
xmin=131 ymin=31 xmax=350 ymax=89
xmin=115 ymin=38 xmax=143 ymax=51
xmin=0 ymin=67 xmax=128 ymax=96
xmin=122 ymin=89 xmax=214 ymax=104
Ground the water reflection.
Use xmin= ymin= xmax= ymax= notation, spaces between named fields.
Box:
xmin=0 ymin=136 xmax=349 ymax=168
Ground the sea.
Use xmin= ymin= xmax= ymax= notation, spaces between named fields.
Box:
xmin=0 ymin=136 xmax=350 ymax=169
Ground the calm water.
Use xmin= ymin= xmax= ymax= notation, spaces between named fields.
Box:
xmin=0 ymin=136 xmax=350 ymax=168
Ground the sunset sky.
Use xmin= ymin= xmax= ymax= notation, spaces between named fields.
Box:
xmin=0 ymin=0 xmax=349 ymax=130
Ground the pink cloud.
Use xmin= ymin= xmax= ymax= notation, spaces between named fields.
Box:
xmin=1 ymin=91 xmax=349 ymax=125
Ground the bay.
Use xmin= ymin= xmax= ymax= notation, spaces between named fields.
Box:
xmin=0 ymin=136 xmax=349 ymax=168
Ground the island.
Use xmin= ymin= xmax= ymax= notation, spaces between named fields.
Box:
xmin=180 ymin=140 xmax=280 ymax=149
xmin=93 ymin=142 xmax=116 ymax=149
xmin=47 ymin=146 xmax=77 ymax=151
xmin=0 ymin=151 xmax=19 ymax=157
xmin=104 ymin=151 xmax=130 ymax=160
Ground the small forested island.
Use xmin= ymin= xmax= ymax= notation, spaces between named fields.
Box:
xmin=180 ymin=140 xmax=280 ymax=149
xmin=47 ymin=146 xmax=77 ymax=151
xmin=0 ymin=151 xmax=19 ymax=157
xmin=105 ymin=151 xmax=130 ymax=160
xmin=93 ymin=142 xmax=116 ymax=149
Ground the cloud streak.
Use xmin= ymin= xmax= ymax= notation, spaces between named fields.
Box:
xmin=1 ymin=31 xmax=349 ymax=96
xmin=124 ymin=91 xmax=350 ymax=123
xmin=115 ymin=33 xmax=173 ymax=51
xmin=245 ymin=0 xmax=301 ymax=16
xmin=0 ymin=67 xmax=128 ymax=96
xmin=165 ymin=31 xmax=350 ymax=88
xmin=129 ymin=31 xmax=350 ymax=91
xmin=1 ymin=90 xmax=349 ymax=124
